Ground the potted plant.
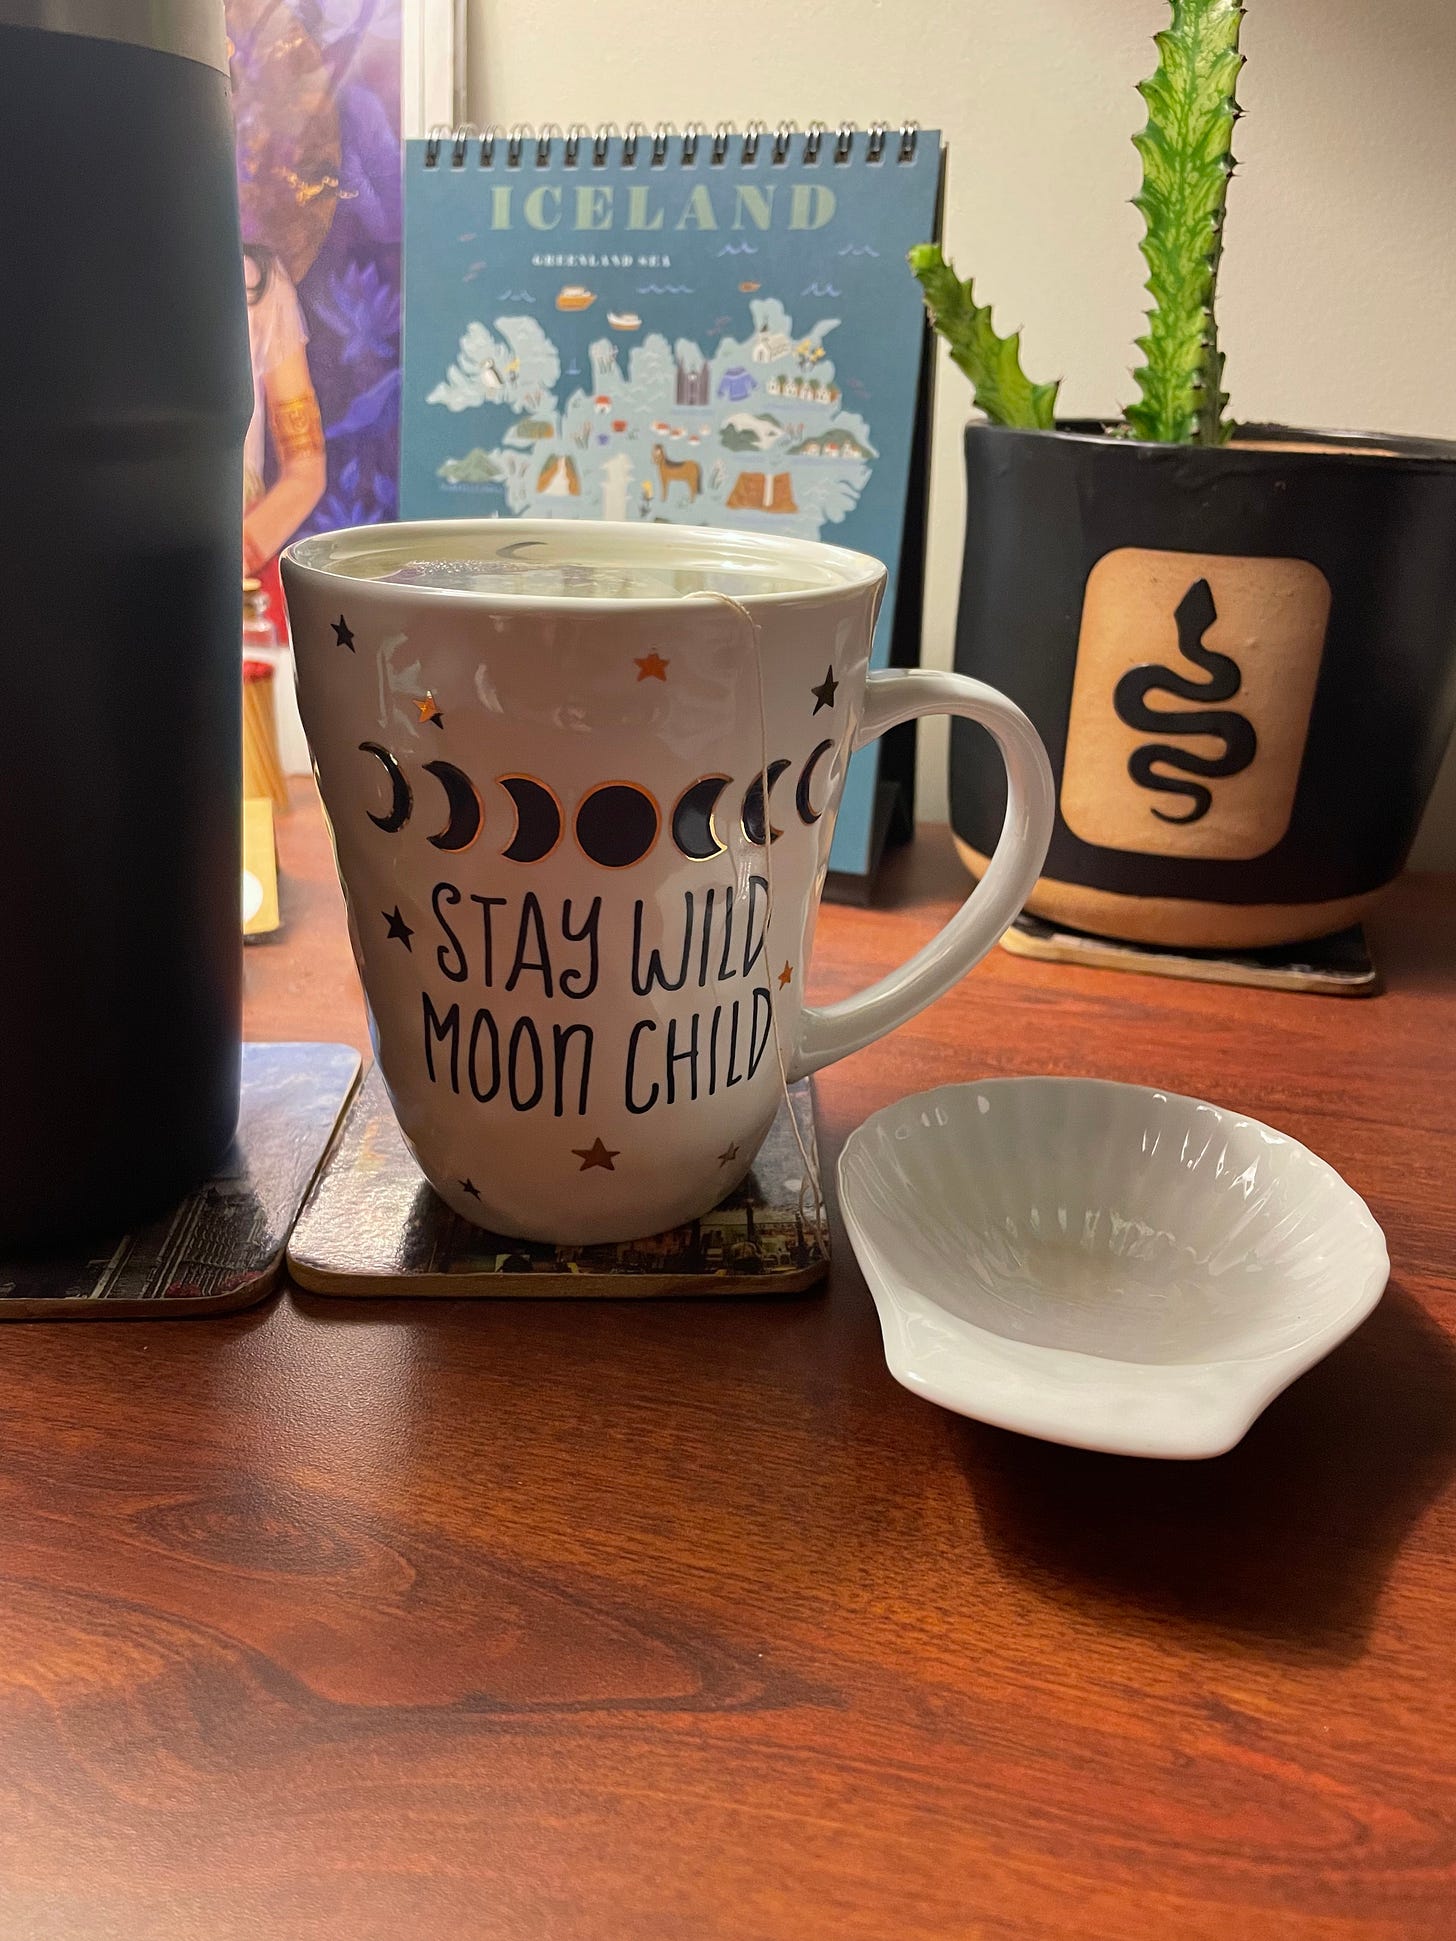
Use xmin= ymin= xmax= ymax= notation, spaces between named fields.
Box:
xmin=912 ymin=0 xmax=1456 ymax=949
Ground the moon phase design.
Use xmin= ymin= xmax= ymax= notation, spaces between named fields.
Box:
xmin=575 ymin=782 xmax=660 ymax=869
xmin=497 ymin=538 xmax=547 ymax=560
xmin=741 ymin=760 xmax=791 ymax=845
xmin=359 ymin=741 xmax=411 ymax=833
xmin=357 ymin=747 xmax=829 ymax=864
xmin=500 ymin=775 xmax=563 ymax=863
xmin=422 ymin=759 xmax=484 ymax=852
xmin=671 ymin=775 xmax=730 ymax=860
xmin=796 ymin=739 xmax=834 ymax=824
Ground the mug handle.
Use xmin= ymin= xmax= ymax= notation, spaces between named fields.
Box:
xmin=790 ymin=668 xmax=1056 ymax=1082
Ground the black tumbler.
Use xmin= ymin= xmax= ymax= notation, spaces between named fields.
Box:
xmin=0 ymin=4 xmax=251 ymax=1246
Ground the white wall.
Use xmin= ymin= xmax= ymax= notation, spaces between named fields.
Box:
xmin=464 ymin=0 xmax=1456 ymax=865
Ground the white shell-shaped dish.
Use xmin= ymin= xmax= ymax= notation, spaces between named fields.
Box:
xmin=838 ymin=1078 xmax=1389 ymax=1460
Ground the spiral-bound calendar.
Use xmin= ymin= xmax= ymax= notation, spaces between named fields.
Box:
xmin=400 ymin=122 xmax=944 ymax=890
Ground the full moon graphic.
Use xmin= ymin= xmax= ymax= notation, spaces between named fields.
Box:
xmin=575 ymin=782 xmax=660 ymax=868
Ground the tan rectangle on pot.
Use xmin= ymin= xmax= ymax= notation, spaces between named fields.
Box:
xmin=1060 ymin=546 xmax=1331 ymax=862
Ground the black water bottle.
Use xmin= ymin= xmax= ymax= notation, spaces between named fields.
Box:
xmin=0 ymin=3 xmax=251 ymax=1246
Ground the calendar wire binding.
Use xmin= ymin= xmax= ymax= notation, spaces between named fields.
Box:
xmin=423 ymin=121 xmax=920 ymax=171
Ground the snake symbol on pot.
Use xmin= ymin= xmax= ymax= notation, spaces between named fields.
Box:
xmin=1112 ymin=578 xmax=1258 ymax=826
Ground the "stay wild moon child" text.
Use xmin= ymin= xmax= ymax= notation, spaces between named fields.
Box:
xmin=417 ymin=879 xmax=778 ymax=1118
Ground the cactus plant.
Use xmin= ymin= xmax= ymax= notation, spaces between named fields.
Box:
xmin=1127 ymin=0 xmax=1244 ymax=443
xmin=907 ymin=246 xmax=1059 ymax=431
xmin=911 ymin=0 xmax=1246 ymax=447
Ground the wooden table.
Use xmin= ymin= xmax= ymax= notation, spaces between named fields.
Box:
xmin=3 ymin=782 xmax=1454 ymax=1941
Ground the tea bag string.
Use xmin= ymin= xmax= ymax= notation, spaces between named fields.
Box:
xmin=691 ymin=591 xmax=827 ymax=1246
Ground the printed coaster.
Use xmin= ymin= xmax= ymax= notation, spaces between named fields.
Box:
xmin=1000 ymin=911 xmax=1379 ymax=997
xmin=287 ymin=1064 xmax=829 ymax=1298
xmin=0 ymin=1043 xmax=361 ymax=1319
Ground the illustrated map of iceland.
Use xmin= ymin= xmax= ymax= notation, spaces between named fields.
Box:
xmin=424 ymin=296 xmax=877 ymax=540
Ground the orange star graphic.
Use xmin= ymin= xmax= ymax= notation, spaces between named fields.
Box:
xmin=416 ymin=693 xmax=444 ymax=728
xmin=778 ymin=961 xmax=794 ymax=988
xmin=634 ymin=652 xmax=669 ymax=682
xmin=573 ymin=1137 xmax=619 ymax=1172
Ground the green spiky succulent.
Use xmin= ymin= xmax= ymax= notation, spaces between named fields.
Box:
xmin=910 ymin=0 xmax=1246 ymax=447
xmin=1127 ymin=0 xmax=1245 ymax=443
xmin=908 ymin=245 xmax=1059 ymax=430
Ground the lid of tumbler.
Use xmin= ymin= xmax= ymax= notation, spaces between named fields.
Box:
xmin=0 ymin=0 xmax=228 ymax=74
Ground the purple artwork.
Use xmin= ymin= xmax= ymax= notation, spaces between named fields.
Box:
xmin=226 ymin=0 xmax=400 ymax=627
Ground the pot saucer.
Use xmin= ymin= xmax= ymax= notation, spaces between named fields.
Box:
xmin=838 ymin=1077 xmax=1388 ymax=1459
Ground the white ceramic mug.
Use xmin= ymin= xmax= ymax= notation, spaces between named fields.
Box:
xmin=282 ymin=520 xmax=1054 ymax=1244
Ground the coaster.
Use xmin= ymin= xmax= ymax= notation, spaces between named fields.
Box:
xmin=287 ymin=1064 xmax=829 ymax=1298
xmin=0 ymin=1043 xmax=361 ymax=1319
xmin=1000 ymin=911 xmax=1380 ymax=997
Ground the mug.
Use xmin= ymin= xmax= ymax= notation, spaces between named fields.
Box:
xmin=283 ymin=520 xmax=1054 ymax=1244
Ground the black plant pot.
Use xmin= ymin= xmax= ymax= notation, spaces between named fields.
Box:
xmin=950 ymin=421 xmax=1456 ymax=947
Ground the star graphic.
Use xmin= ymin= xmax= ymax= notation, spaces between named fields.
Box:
xmin=811 ymin=666 xmax=839 ymax=714
xmin=572 ymin=1137 xmax=619 ymax=1172
xmin=459 ymin=1178 xmax=481 ymax=1200
xmin=417 ymin=693 xmax=445 ymax=729
xmin=384 ymin=906 xmax=414 ymax=949
xmin=635 ymin=652 xmax=670 ymax=682
xmin=717 ymin=1142 xmax=740 ymax=1166
xmin=332 ymin=614 xmax=355 ymax=650
xmin=778 ymin=961 xmax=794 ymax=988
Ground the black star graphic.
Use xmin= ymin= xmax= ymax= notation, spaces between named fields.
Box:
xmin=332 ymin=614 xmax=355 ymax=651
xmin=459 ymin=1178 xmax=481 ymax=1200
xmin=384 ymin=906 xmax=414 ymax=949
xmin=811 ymin=666 xmax=839 ymax=714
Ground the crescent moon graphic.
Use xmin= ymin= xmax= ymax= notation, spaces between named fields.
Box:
xmin=422 ymin=759 xmax=484 ymax=852
xmin=741 ymin=759 xmax=791 ymax=846
xmin=500 ymin=775 xmax=563 ymax=863
xmin=796 ymin=739 xmax=835 ymax=825
xmin=359 ymin=741 xmax=411 ymax=833
xmin=497 ymin=538 xmax=547 ymax=560
xmin=671 ymin=775 xmax=730 ymax=860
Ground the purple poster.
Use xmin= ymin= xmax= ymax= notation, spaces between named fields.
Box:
xmin=227 ymin=0 xmax=401 ymax=629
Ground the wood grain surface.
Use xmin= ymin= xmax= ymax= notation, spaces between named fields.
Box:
xmin=1 ymin=777 xmax=1453 ymax=1941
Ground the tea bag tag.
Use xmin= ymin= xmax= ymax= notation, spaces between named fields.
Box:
xmin=689 ymin=590 xmax=826 ymax=1240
